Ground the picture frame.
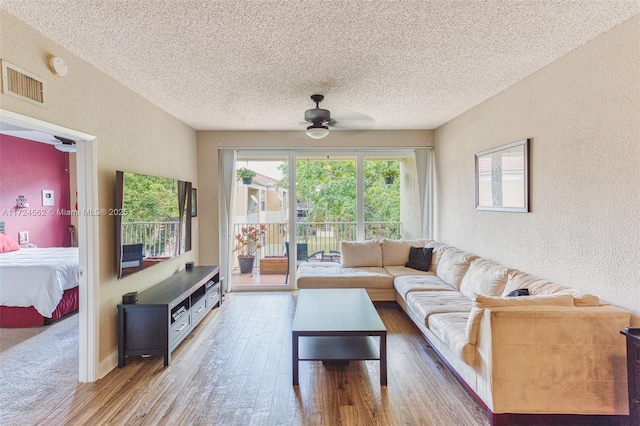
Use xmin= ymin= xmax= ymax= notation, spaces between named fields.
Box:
xmin=475 ymin=139 xmax=529 ymax=212
xmin=191 ymin=188 xmax=198 ymax=217
xmin=42 ymin=189 xmax=55 ymax=206
xmin=18 ymin=231 xmax=29 ymax=245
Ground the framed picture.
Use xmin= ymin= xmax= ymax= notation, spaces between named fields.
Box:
xmin=18 ymin=231 xmax=29 ymax=245
xmin=42 ymin=189 xmax=55 ymax=206
xmin=191 ymin=188 xmax=197 ymax=217
xmin=475 ymin=139 xmax=529 ymax=212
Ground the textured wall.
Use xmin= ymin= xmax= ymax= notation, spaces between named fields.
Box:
xmin=434 ymin=16 xmax=640 ymax=324
xmin=0 ymin=11 xmax=198 ymax=367
xmin=0 ymin=135 xmax=71 ymax=247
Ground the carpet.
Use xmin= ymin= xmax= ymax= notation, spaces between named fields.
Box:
xmin=0 ymin=314 xmax=79 ymax=425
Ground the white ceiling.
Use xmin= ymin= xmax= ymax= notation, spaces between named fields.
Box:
xmin=1 ymin=1 xmax=638 ymax=132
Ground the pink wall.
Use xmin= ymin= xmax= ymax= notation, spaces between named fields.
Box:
xmin=0 ymin=135 xmax=71 ymax=247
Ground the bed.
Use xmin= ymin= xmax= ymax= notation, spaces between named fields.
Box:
xmin=0 ymin=246 xmax=80 ymax=328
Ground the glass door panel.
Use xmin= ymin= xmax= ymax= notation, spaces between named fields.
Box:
xmin=293 ymin=154 xmax=357 ymax=259
xmin=232 ymin=156 xmax=288 ymax=287
xmin=364 ymin=154 xmax=419 ymax=240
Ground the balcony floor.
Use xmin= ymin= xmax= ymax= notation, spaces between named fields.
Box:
xmin=231 ymin=268 xmax=289 ymax=286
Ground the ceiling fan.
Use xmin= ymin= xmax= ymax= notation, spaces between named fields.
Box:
xmin=304 ymin=94 xmax=335 ymax=139
xmin=53 ymin=135 xmax=76 ymax=153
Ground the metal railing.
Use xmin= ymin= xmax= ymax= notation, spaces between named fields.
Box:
xmin=232 ymin=221 xmax=402 ymax=264
xmin=122 ymin=221 xmax=183 ymax=258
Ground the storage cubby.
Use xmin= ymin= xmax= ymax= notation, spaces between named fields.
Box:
xmin=118 ymin=265 xmax=220 ymax=367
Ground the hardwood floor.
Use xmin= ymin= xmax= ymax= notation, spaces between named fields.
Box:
xmin=37 ymin=292 xmax=487 ymax=426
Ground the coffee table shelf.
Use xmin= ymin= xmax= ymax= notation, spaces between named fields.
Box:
xmin=298 ymin=336 xmax=380 ymax=361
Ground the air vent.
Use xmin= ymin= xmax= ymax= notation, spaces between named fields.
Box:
xmin=1 ymin=60 xmax=45 ymax=106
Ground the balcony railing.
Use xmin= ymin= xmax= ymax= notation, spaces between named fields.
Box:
xmin=122 ymin=221 xmax=183 ymax=258
xmin=232 ymin=221 xmax=402 ymax=264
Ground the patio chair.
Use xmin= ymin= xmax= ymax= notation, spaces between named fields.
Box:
xmin=284 ymin=242 xmax=324 ymax=284
xmin=122 ymin=243 xmax=144 ymax=270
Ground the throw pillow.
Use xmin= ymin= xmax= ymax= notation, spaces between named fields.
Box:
xmin=0 ymin=233 xmax=20 ymax=253
xmin=405 ymin=246 xmax=433 ymax=272
xmin=506 ymin=288 xmax=529 ymax=297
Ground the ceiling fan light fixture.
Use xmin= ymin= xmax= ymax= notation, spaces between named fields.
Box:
xmin=55 ymin=143 xmax=76 ymax=153
xmin=306 ymin=124 xmax=329 ymax=139
xmin=53 ymin=135 xmax=77 ymax=153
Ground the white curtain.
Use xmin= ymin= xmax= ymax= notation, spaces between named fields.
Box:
xmin=415 ymin=148 xmax=435 ymax=239
xmin=219 ymin=149 xmax=237 ymax=293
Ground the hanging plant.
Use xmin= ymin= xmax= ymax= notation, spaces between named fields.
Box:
xmin=237 ymin=167 xmax=256 ymax=184
xmin=381 ymin=166 xmax=399 ymax=184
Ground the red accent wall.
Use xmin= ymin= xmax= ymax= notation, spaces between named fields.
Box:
xmin=0 ymin=135 xmax=71 ymax=247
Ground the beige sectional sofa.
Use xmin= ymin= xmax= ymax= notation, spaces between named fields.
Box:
xmin=297 ymin=239 xmax=434 ymax=301
xmin=296 ymin=239 xmax=631 ymax=423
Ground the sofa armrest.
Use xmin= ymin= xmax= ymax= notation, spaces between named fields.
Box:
xmin=475 ymin=305 xmax=630 ymax=415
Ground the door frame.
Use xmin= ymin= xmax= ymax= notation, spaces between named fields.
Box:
xmin=0 ymin=109 xmax=99 ymax=382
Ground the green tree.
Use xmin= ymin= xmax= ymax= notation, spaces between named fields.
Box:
xmin=123 ymin=174 xmax=179 ymax=223
xmin=278 ymin=159 xmax=400 ymax=225
xmin=364 ymin=160 xmax=400 ymax=223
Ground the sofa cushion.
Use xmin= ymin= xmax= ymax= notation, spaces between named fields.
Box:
xmin=406 ymin=291 xmax=472 ymax=327
xmin=459 ymin=258 xmax=511 ymax=300
xmin=429 ymin=312 xmax=476 ymax=366
xmin=384 ymin=265 xmax=434 ymax=279
xmin=405 ymin=246 xmax=433 ymax=272
xmin=296 ymin=265 xmax=393 ymax=289
xmin=502 ymin=270 xmax=600 ymax=307
xmin=436 ymin=248 xmax=478 ymax=289
xmin=296 ymin=261 xmax=340 ymax=268
xmin=341 ymin=240 xmax=382 ymax=268
xmin=380 ymin=238 xmax=426 ymax=266
xmin=394 ymin=275 xmax=456 ymax=300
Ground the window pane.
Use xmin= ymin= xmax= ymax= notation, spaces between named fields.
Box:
xmin=294 ymin=156 xmax=356 ymax=253
xmin=364 ymin=158 xmax=401 ymax=239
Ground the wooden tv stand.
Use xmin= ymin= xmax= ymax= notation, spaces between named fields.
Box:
xmin=118 ymin=265 xmax=220 ymax=367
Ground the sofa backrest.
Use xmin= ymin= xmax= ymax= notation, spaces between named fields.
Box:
xmin=424 ymin=240 xmax=447 ymax=273
xmin=502 ymin=270 xmax=600 ymax=307
xmin=380 ymin=238 xmax=426 ymax=266
xmin=436 ymin=247 xmax=478 ymax=289
xmin=340 ymin=240 xmax=382 ymax=267
xmin=459 ymin=258 xmax=512 ymax=300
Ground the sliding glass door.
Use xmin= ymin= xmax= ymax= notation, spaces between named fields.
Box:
xmin=227 ymin=149 xmax=426 ymax=291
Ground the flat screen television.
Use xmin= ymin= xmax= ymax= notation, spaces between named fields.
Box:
xmin=115 ymin=171 xmax=192 ymax=279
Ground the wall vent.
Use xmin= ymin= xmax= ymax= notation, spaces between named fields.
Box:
xmin=1 ymin=60 xmax=46 ymax=106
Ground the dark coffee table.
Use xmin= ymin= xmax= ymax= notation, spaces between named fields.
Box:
xmin=292 ymin=288 xmax=387 ymax=386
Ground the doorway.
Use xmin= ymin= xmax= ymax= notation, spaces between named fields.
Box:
xmin=231 ymin=155 xmax=291 ymax=289
xmin=0 ymin=109 xmax=99 ymax=382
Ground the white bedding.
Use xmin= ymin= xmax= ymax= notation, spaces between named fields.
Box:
xmin=0 ymin=247 xmax=79 ymax=317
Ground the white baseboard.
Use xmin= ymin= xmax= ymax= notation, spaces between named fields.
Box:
xmin=99 ymin=350 xmax=118 ymax=379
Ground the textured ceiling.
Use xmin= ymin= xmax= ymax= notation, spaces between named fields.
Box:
xmin=1 ymin=1 xmax=638 ymax=131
